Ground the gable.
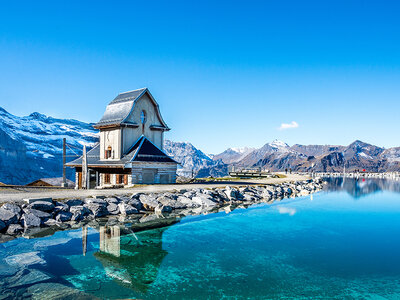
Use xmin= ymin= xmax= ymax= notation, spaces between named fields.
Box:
xmin=124 ymin=92 xmax=164 ymax=127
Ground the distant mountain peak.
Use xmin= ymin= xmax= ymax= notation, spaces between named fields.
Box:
xmin=29 ymin=112 xmax=48 ymax=120
xmin=269 ymin=139 xmax=289 ymax=148
xmin=230 ymin=147 xmax=255 ymax=154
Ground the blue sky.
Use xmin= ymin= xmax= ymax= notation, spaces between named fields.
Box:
xmin=0 ymin=0 xmax=399 ymax=154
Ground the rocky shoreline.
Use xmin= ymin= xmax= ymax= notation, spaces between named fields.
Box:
xmin=0 ymin=178 xmax=325 ymax=241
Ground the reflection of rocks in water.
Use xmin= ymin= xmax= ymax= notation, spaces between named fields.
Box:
xmin=93 ymin=225 xmax=169 ymax=293
xmin=324 ymin=177 xmax=400 ymax=198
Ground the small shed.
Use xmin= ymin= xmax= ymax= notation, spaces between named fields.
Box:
xmin=26 ymin=177 xmax=75 ymax=188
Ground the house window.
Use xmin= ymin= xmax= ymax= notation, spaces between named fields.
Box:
xmin=116 ymin=174 xmax=123 ymax=184
xmin=105 ymin=146 xmax=112 ymax=159
xmin=104 ymin=174 xmax=111 ymax=184
xmin=140 ymin=110 xmax=147 ymax=124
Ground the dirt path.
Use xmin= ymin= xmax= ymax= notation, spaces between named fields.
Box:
xmin=0 ymin=174 xmax=309 ymax=203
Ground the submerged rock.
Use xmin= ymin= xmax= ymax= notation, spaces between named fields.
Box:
xmin=26 ymin=282 xmax=97 ymax=300
xmin=5 ymin=251 xmax=45 ymax=267
xmin=8 ymin=269 xmax=51 ymax=288
xmin=6 ymin=224 xmax=23 ymax=235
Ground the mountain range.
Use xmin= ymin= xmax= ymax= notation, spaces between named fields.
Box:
xmin=0 ymin=107 xmax=399 ymax=185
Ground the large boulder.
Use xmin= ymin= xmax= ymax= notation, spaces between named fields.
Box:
xmin=104 ymin=197 xmax=119 ymax=204
xmin=65 ymin=199 xmax=83 ymax=207
xmin=223 ymin=186 xmax=243 ymax=201
xmin=54 ymin=202 xmax=69 ymax=213
xmin=106 ymin=203 xmax=120 ymax=215
xmin=21 ymin=213 xmax=42 ymax=228
xmin=69 ymin=205 xmax=89 ymax=215
xmin=69 ymin=206 xmax=90 ymax=222
xmin=28 ymin=201 xmax=55 ymax=212
xmin=177 ymin=196 xmax=200 ymax=208
xmin=1 ymin=203 xmax=22 ymax=216
xmin=128 ymin=198 xmax=143 ymax=210
xmin=0 ymin=207 xmax=20 ymax=226
xmin=192 ymin=194 xmax=218 ymax=207
xmin=84 ymin=203 xmax=108 ymax=218
xmin=55 ymin=211 xmax=73 ymax=222
xmin=23 ymin=208 xmax=51 ymax=220
xmin=139 ymin=194 xmax=160 ymax=211
xmin=118 ymin=203 xmax=139 ymax=215
xmin=155 ymin=205 xmax=173 ymax=214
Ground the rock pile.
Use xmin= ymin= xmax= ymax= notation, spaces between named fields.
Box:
xmin=0 ymin=179 xmax=324 ymax=237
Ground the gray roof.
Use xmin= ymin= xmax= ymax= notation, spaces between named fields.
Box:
xmin=94 ymin=88 xmax=169 ymax=129
xmin=66 ymin=136 xmax=177 ymax=168
xmin=26 ymin=177 xmax=75 ymax=187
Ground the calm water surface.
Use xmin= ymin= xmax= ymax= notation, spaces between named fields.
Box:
xmin=1 ymin=177 xmax=400 ymax=299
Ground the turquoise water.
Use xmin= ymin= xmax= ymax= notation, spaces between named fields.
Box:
xmin=2 ymin=178 xmax=400 ymax=299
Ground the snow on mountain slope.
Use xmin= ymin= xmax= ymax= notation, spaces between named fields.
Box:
xmin=0 ymin=107 xmax=99 ymax=184
xmin=163 ymin=140 xmax=220 ymax=175
xmin=0 ymin=108 xmax=98 ymax=159
xmin=212 ymin=147 xmax=255 ymax=164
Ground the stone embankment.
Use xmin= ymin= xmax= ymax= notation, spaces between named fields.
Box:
xmin=0 ymin=178 xmax=324 ymax=238
xmin=311 ymin=172 xmax=400 ymax=179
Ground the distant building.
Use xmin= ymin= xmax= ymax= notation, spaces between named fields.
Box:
xmin=26 ymin=177 xmax=75 ymax=187
xmin=66 ymin=88 xmax=178 ymax=188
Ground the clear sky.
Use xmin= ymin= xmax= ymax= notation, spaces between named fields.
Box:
xmin=0 ymin=0 xmax=399 ymax=154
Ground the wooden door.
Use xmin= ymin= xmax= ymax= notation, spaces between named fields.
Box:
xmin=78 ymin=172 xmax=82 ymax=189
xmin=123 ymin=174 xmax=128 ymax=185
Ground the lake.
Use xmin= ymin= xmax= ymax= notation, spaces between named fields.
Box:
xmin=1 ymin=177 xmax=400 ymax=299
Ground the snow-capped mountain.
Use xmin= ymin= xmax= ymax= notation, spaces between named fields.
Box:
xmin=212 ymin=146 xmax=255 ymax=164
xmin=0 ymin=107 xmax=98 ymax=184
xmin=163 ymin=140 xmax=220 ymax=176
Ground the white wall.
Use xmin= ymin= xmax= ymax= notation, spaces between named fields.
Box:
xmin=122 ymin=93 xmax=164 ymax=152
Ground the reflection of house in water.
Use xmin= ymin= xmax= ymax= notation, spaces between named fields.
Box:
xmin=99 ymin=226 xmax=121 ymax=257
xmin=83 ymin=225 xmax=169 ymax=293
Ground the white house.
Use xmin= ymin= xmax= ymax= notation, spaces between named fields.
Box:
xmin=67 ymin=88 xmax=178 ymax=188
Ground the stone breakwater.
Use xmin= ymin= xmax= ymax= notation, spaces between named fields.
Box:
xmin=0 ymin=179 xmax=324 ymax=238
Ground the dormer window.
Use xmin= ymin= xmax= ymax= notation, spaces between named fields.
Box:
xmin=105 ymin=146 xmax=112 ymax=159
xmin=140 ymin=110 xmax=147 ymax=124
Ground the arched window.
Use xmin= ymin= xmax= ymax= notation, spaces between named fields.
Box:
xmin=105 ymin=146 xmax=112 ymax=159
xmin=140 ymin=110 xmax=147 ymax=124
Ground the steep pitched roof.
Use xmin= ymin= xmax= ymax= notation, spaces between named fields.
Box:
xmin=127 ymin=136 xmax=177 ymax=163
xmin=94 ymin=88 xmax=169 ymax=130
xmin=66 ymin=136 xmax=177 ymax=167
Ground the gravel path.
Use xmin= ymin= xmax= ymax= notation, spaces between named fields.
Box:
xmin=0 ymin=174 xmax=309 ymax=204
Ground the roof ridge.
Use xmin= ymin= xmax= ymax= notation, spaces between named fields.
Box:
xmin=119 ymin=87 xmax=147 ymax=95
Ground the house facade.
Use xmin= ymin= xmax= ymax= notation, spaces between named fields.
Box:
xmin=67 ymin=88 xmax=178 ymax=188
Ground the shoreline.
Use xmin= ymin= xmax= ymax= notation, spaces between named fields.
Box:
xmin=0 ymin=176 xmax=323 ymax=241
xmin=0 ymin=174 xmax=309 ymax=204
